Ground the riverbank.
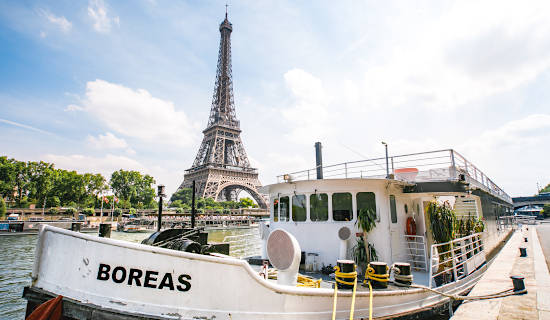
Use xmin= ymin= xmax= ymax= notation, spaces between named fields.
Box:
xmin=451 ymin=224 xmax=550 ymax=319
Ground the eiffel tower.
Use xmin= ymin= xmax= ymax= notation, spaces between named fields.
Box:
xmin=180 ymin=12 xmax=267 ymax=208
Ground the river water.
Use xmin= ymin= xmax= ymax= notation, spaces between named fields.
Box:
xmin=0 ymin=228 xmax=260 ymax=319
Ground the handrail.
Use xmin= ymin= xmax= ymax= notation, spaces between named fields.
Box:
xmin=276 ymin=149 xmax=512 ymax=203
xmin=428 ymin=233 xmax=486 ymax=288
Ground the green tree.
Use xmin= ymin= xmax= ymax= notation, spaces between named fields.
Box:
xmin=238 ymin=197 xmax=256 ymax=208
xmin=170 ymin=188 xmax=193 ymax=204
xmin=542 ymin=204 xmax=550 ymax=219
xmin=0 ymin=197 xmax=6 ymax=218
xmin=27 ymin=161 xmax=55 ymax=213
xmin=110 ymin=170 xmax=156 ymax=208
xmin=540 ymin=183 xmax=550 ymax=194
xmin=0 ymin=157 xmax=16 ymax=202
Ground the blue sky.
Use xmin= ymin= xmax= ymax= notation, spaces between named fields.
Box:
xmin=1 ymin=0 xmax=550 ymax=197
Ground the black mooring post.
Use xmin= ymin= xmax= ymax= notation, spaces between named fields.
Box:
xmin=191 ymin=180 xmax=196 ymax=229
xmin=315 ymin=142 xmax=323 ymax=179
xmin=157 ymin=185 xmax=165 ymax=232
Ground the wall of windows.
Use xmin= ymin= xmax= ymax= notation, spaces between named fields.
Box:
xmin=272 ymin=191 xmax=377 ymax=223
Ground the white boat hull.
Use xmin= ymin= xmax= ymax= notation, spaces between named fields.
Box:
xmin=30 ymin=225 xmax=487 ymax=319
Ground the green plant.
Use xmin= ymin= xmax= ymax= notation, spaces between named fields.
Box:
xmin=427 ymin=201 xmax=457 ymax=278
xmin=0 ymin=198 xmax=6 ymax=218
xmin=82 ymin=208 xmax=95 ymax=216
xmin=356 ymin=207 xmax=377 ymax=263
xmin=474 ymin=217 xmax=485 ymax=233
xmin=352 ymin=237 xmax=378 ymax=267
xmin=65 ymin=207 xmax=77 ymax=215
xmin=48 ymin=207 xmax=59 ymax=215
xmin=129 ymin=208 xmax=136 ymax=215
xmin=113 ymin=208 xmax=122 ymax=217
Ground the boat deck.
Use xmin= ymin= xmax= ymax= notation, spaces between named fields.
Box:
xmin=248 ymin=261 xmax=431 ymax=291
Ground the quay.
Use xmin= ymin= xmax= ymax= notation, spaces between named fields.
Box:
xmin=452 ymin=223 xmax=550 ymax=319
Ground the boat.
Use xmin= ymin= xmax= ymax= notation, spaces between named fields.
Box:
xmin=122 ymin=224 xmax=150 ymax=233
xmin=23 ymin=149 xmax=515 ymax=319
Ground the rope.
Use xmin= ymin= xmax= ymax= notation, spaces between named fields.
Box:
xmin=332 ymin=265 xmax=358 ymax=320
xmin=409 ymin=284 xmax=526 ymax=301
xmin=364 ymin=264 xmax=389 ymax=284
xmin=367 ymin=280 xmax=373 ymax=320
xmin=391 ymin=265 xmax=413 ymax=287
xmin=296 ymin=274 xmax=321 ymax=288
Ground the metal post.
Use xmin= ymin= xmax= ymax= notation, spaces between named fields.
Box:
xmin=191 ymin=180 xmax=196 ymax=229
xmin=157 ymin=185 xmax=165 ymax=232
xmin=450 ymin=150 xmax=456 ymax=179
xmin=382 ymin=142 xmax=389 ymax=178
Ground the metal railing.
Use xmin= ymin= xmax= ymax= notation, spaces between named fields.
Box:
xmin=397 ymin=235 xmax=428 ymax=271
xmin=222 ymin=231 xmax=262 ymax=258
xmin=428 ymin=233 xmax=486 ymax=288
xmin=276 ymin=149 xmax=511 ymax=203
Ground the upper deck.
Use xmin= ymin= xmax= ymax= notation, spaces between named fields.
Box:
xmin=276 ymin=149 xmax=512 ymax=203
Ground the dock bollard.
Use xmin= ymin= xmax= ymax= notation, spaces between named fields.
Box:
xmin=335 ymin=260 xmax=356 ymax=289
xmin=71 ymin=222 xmax=81 ymax=232
xmin=519 ymin=247 xmax=527 ymax=257
xmin=393 ymin=262 xmax=412 ymax=286
xmin=368 ymin=261 xmax=389 ymax=289
xmin=99 ymin=223 xmax=111 ymax=238
xmin=510 ymin=276 xmax=526 ymax=292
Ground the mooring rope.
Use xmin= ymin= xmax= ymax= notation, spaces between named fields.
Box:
xmin=332 ymin=265 xmax=358 ymax=320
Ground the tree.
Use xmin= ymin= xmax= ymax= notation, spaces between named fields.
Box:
xmin=239 ymin=197 xmax=256 ymax=208
xmin=170 ymin=188 xmax=193 ymax=204
xmin=540 ymin=183 xmax=550 ymax=194
xmin=542 ymin=204 xmax=550 ymax=219
xmin=0 ymin=157 xmax=16 ymax=202
xmin=110 ymin=169 xmax=156 ymax=208
xmin=0 ymin=197 xmax=6 ymax=218
xmin=27 ymin=161 xmax=54 ymax=213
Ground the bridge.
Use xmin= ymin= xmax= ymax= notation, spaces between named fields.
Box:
xmin=512 ymin=192 xmax=550 ymax=209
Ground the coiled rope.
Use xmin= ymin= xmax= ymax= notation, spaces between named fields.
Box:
xmin=332 ymin=265 xmax=358 ymax=320
xmin=364 ymin=264 xmax=389 ymax=284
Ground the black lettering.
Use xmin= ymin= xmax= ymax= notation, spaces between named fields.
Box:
xmin=128 ymin=268 xmax=143 ymax=286
xmin=144 ymin=270 xmax=158 ymax=288
xmin=97 ymin=263 xmax=110 ymax=281
xmin=158 ymin=273 xmax=175 ymax=291
xmin=176 ymin=274 xmax=191 ymax=292
xmin=112 ymin=266 xmax=127 ymax=283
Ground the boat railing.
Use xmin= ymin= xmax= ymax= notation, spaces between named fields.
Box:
xmin=428 ymin=233 xmax=486 ymax=288
xmin=397 ymin=235 xmax=428 ymax=271
xmin=222 ymin=231 xmax=262 ymax=258
xmin=276 ymin=149 xmax=512 ymax=203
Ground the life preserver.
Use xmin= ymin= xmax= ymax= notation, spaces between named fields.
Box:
xmin=406 ymin=217 xmax=417 ymax=237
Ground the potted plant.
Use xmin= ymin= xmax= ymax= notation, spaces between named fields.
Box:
xmin=427 ymin=201 xmax=456 ymax=286
xmin=356 ymin=208 xmax=377 ymax=265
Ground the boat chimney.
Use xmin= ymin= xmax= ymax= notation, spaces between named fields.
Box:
xmin=315 ymin=142 xmax=323 ymax=179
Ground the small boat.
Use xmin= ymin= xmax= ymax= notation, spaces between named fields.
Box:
xmin=23 ymin=149 xmax=515 ymax=319
xmin=122 ymin=224 xmax=150 ymax=233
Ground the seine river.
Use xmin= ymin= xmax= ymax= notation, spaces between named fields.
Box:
xmin=0 ymin=228 xmax=260 ymax=319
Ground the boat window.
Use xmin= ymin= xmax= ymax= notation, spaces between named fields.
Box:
xmin=292 ymin=195 xmax=307 ymax=222
xmin=357 ymin=192 xmax=377 ymax=221
xmin=280 ymin=196 xmax=290 ymax=221
xmin=333 ymin=192 xmax=352 ymax=221
xmin=273 ymin=198 xmax=279 ymax=222
xmin=310 ymin=193 xmax=328 ymax=221
xmin=390 ymin=195 xmax=397 ymax=223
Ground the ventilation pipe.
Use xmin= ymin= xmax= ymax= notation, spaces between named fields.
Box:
xmin=338 ymin=226 xmax=352 ymax=260
xmin=267 ymin=229 xmax=301 ymax=286
xmin=315 ymin=142 xmax=323 ymax=179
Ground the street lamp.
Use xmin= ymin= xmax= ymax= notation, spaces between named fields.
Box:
xmin=382 ymin=142 xmax=389 ymax=179
xmin=157 ymin=185 xmax=165 ymax=232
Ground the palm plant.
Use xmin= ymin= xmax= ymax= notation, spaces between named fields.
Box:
xmin=427 ymin=201 xmax=456 ymax=280
xmin=356 ymin=208 xmax=377 ymax=263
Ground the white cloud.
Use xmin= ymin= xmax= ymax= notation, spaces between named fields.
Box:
xmin=88 ymin=0 xmax=119 ymax=33
xmin=38 ymin=9 xmax=72 ymax=33
xmin=346 ymin=0 xmax=550 ymax=110
xmin=75 ymin=79 xmax=198 ymax=147
xmin=281 ymin=69 xmax=332 ymax=144
xmin=64 ymin=104 xmax=83 ymax=111
xmin=87 ymin=132 xmax=128 ymax=149
xmin=39 ymin=31 xmax=46 ymax=38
